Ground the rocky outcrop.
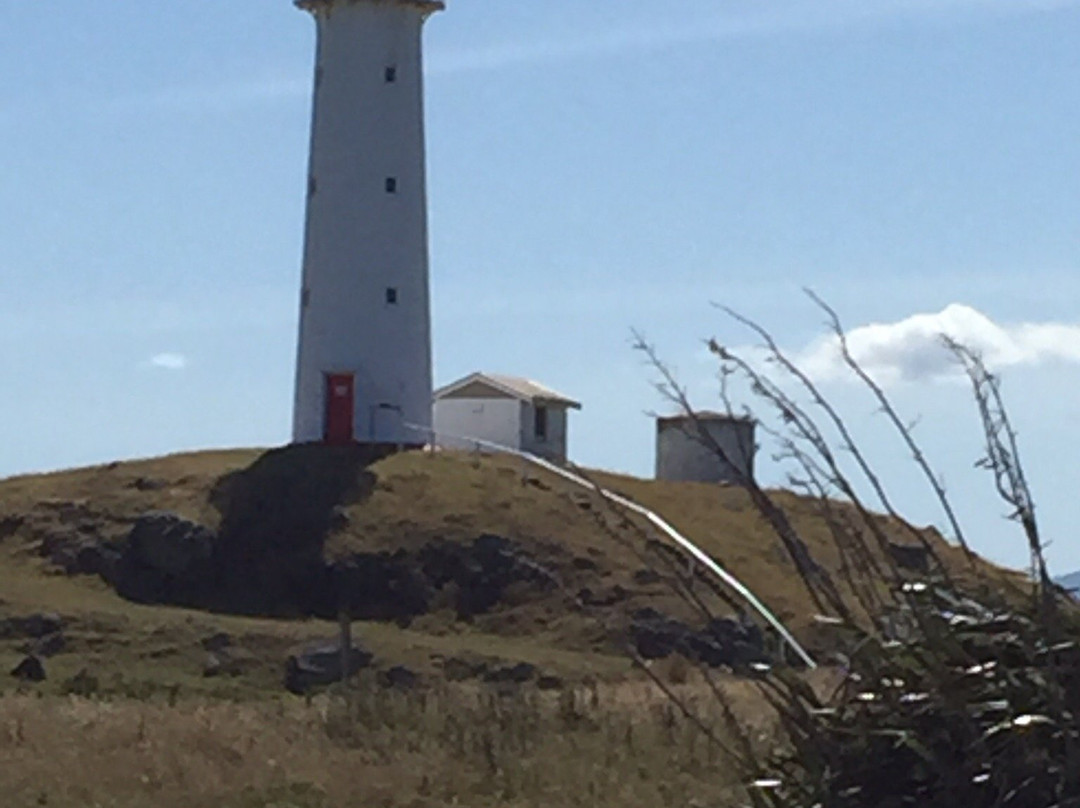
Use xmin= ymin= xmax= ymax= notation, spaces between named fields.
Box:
xmin=204 ymin=647 xmax=258 ymax=678
xmin=115 ymin=512 xmax=216 ymax=604
xmin=482 ymin=662 xmax=538 ymax=684
xmin=0 ymin=515 xmax=24 ymax=541
xmin=43 ymin=532 xmax=121 ymax=581
xmin=415 ymin=534 xmax=560 ymax=620
xmin=24 ymin=632 xmax=65 ymax=658
xmin=11 ymin=655 xmax=45 ymax=682
xmin=284 ymin=640 xmax=374 ymax=695
xmin=0 ymin=612 xmax=63 ymax=640
xmin=379 ymin=665 xmax=419 ymax=690
xmin=888 ymin=542 xmax=932 ymax=574
xmin=630 ymin=608 xmax=767 ymax=669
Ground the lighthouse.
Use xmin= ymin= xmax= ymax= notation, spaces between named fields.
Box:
xmin=292 ymin=0 xmax=443 ymax=447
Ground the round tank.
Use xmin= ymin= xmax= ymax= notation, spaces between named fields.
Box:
xmin=655 ymin=412 xmax=756 ymax=485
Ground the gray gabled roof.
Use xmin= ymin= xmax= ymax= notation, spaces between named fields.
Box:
xmin=434 ymin=372 xmax=582 ymax=409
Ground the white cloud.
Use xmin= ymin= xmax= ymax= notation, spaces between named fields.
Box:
xmin=793 ymin=304 xmax=1080 ymax=384
xmin=147 ymin=352 xmax=188 ymax=371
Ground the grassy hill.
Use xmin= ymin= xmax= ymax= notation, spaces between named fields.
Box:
xmin=0 ymin=445 xmax=1003 ymax=696
xmin=0 ymin=445 xmax=1025 ymax=808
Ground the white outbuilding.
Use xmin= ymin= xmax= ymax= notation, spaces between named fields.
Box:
xmin=655 ymin=412 xmax=756 ymax=485
xmin=433 ymin=373 xmax=582 ymax=462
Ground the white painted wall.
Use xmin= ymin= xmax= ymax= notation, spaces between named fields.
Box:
xmin=655 ymin=418 xmax=756 ymax=484
xmin=292 ymin=0 xmax=440 ymax=444
xmin=433 ymin=398 xmax=572 ymax=462
xmin=433 ymin=398 xmax=523 ymax=451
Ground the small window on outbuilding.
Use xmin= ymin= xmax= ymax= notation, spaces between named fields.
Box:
xmin=534 ymin=406 xmax=548 ymax=441
xmin=385 ymin=66 xmax=397 ymax=83
xmin=386 ymin=287 xmax=398 ymax=305
xmin=385 ymin=177 xmax=397 ymax=194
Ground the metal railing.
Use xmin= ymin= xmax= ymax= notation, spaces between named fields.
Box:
xmin=404 ymin=422 xmax=817 ymax=670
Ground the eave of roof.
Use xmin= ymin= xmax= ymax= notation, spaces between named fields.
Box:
xmin=656 ymin=410 xmax=754 ymax=426
xmin=434 ymin=372 xmax=582 ymax=409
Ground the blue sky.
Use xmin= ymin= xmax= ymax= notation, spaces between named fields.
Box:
xmin=2 ymin=0 xmax=1078 ymax=573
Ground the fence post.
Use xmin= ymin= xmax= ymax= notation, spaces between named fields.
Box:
xmin=336 ymin=564 xmax=353 ymax=710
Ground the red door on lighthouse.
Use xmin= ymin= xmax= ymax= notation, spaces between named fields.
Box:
xmin=324 ymin=374 xmax=355 ymax=445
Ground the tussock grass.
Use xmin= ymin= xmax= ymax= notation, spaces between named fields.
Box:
xmin=0 ymin=675 xmax=779 ymax=808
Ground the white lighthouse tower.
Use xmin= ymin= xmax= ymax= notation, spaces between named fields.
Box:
xmin=292 ymin=0 xmax=443 ymax=447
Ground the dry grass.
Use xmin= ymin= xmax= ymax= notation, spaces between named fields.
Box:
xmin=0 ymin=447 xmax=1017 ymax=689
xmin=0 ymin=673 xmax=786 ymax=808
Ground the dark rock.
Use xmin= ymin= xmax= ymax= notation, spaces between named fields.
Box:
xmin=0 ymin=515 xmax=24 ymax=541
xmin=202 ymin=653 xmax=224 ymax=677
xmin=25 ymin=632 xmax=66 ymax=658
xmin=75 ymin=543 xmax=120 ymax=579
xmin=132 ymin=476 xmax=167 ymax=492
xmin=629 ymin=609 xmax=768 ymax=669
xmin=201 ymin=632 xmax=232 ymax=653
xmin=631 ymin=612 xmax=685 ymax=660
xmin=36 ymin=499 xmax=94 ymax=525
xmin=125 ymin=512 xmax=215 ymax=577
xmin=418 ymin=535 xmax=558 ymax=620
xmin=524 ymin=476 xmax=550 ymax=492
xmin=569 ymin=492 xmax=594 ymax=511
xmin=206 ymin=445 xmax=379 ymax=615
xmin=11 ymin=655 xmax=45 ymax=682
xmin=284 ymin=640 xmax=373 ymax=694
xmin=335 ymin=555 xmax=431 ymax=622
xmin=578 ymin=586 xmax=628 ymax=607
xmin=380 ymin=665 xmax=419 ymax=689
xmin=115 ymin=512 xmax=216 ymax=603
xmin=483 ymin=662 xmax=537 ymax=684
xmin=572 ymin=556 xmax=599 ymax=572
xmin=62 ymin=669 xmax=99 ymax=696
xmin=633 ymin=568 xmax=663 ymax=586
xmin=44 ymin=531 xmax=120 ymax=580
xmin=537 ymin=675 xmax=564 ymax=691
xmin=328 ymin=506 xmax=351 ymax=531
xmin=442 ymin=656 xmax=488 ymax=682
xmin=888 ymin=542 xmax=932 ymax=574
xmin=645 ymin=539 xmax=689 ymax=567
xmin=204 ymin=647 xmax=257 ymax=678
xmin=0 ymin=613 xmax=64 ymax=640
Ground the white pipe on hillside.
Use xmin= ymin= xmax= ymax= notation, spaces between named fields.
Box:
xmin=403 ymin=423 xmax=817 ymax=670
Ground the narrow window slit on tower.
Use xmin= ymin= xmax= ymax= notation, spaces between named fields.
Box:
xmin=385 ymin=177 xmax=398 ymax=194
xmin=385 ymin=66 xmax=397 ymax=83
xmin=386 ymin=288 xmax=398 ymax=305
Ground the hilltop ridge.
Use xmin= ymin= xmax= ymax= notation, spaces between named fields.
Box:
xmin=0 ymin=446 xmax=1004 ymax=696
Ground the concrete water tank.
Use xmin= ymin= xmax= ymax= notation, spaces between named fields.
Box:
xmin=655 ymin=412 xmax=756 ymax=485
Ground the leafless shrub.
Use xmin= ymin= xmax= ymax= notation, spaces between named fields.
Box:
xmin=633 ymin=295 xmax=1080 ymax=807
